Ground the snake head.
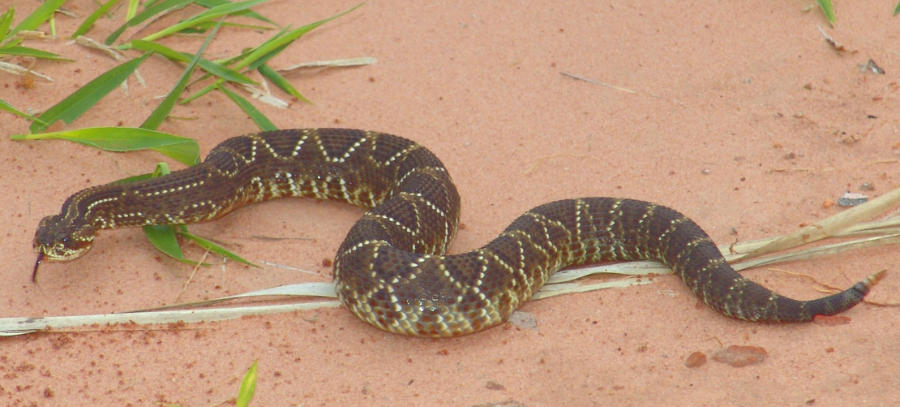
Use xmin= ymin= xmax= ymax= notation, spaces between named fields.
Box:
xmin=33 ymin=214 xmax=97 ymax=262
xmin=32 ymin=214 xmax=97 ymax=282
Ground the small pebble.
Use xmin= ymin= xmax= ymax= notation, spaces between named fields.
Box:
xmin=712 ymin=345 xmax=767 ymax=367
xmin=837 ymin=192 xmax=868 ymax=207
xmin=684 ymin=351 xmax=707 ymax=368
xmin=485 ymin=381 xmax=506 ymax=390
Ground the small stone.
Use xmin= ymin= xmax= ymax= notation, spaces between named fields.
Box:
xmin=485 ymin=380 xmax=506 ymax=391
xmin=684 ymin=351 xmax=707 ymax=368
xmin=712 ymin=345 xmax=767 ymax=367
xmin=837 ymin=192 xmax=868 ymax=207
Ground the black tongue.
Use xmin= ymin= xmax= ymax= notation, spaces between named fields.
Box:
xmin=32 ymin=252 xmax=44 ymax=283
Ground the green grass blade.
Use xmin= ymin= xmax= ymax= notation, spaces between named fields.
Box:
xmin=817 ymin=0 xmax=836 ymax=25
xmin=126 ymin=0 xmax=140 ymax=19
xmin=243 ymin=41 xmax=288 ymax=71
xmin=0 ymin=36 xmax=22 ymax=48
xmin=127 ymin=39 xmax=190 ymax=61
xmin=144 ymin=224 xmax=210 ymax=265
xmin=218 ymin=85 xmax=277 ymax=131
xmin=11 ymin=127 xmax=200 ymax=165
xmin=0 ymin=8 xmax=15 ymax=43
xmin=48 ymin=8 xmax=57 ymax=37
xmin=202 ymin=7 xmax=354 ymax=72
xmin=0 ymin=98 xmax=42 ymax=121
xmin=181 ymin=5 xmax=361 ymax=104
xmin=233 ymin=3 xmax=363 ymax=71
xmin=235 ymin=361 xmax=258 ymax=407
xmin=180 ymin=82 xmax=217 ymax=104
xmin=195 ymin=0 xmax=274 ymax=24
xmin=257 ymin=63 xmax=310 ymax=103
xmin=72 ymin=0 xmax=123 ymax=38
xmin=141 ymin=18 xmax=224 ymax=130
xmin=895 ymin=2 xmax=900 ymax=15
xmin=196 ymin=58 xmax=256 ymax=84
xmin=140 ymin=0 xmax=270 ymax=43
xmin=111 ymin=160 xmax=170 ymax=186
xmin=128 ymin=39 xmax=255 ymax=84
xmin=0 ymin=45 xmax=72 ymax=61
xmin=9 ymin=0 xmax=66 ymax=36
xmin=143 ymin=225 xmax=185 ymax=260
xmin=217 ymin=25 xmax=289 ymax=67
xmin=179 ymin=230 xmax=259 ymax=267
xmin=105 ymin=0 xmax=194 ymax=44
xmin=171 ymin=19 xmax=270 ymax=34
xmin=113 ymin=166 xmax=168 ymax=185
xmin=180 ymin=26 xmax=291 ymax=100
xmin=29 ymin=53 xmax=151 ymax=133
xmin=149 ymin=160 xmax=170 ymax=176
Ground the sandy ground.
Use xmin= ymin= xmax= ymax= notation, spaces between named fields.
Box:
xmin=0 ymin=1 xmax=898 ymax=406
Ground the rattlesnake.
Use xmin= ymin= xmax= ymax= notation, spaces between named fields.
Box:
xmin=32 ymin=128 xmax=884 ymax=337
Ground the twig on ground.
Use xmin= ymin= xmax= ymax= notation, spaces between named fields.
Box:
xmin=560 ymin=71 xmax=636 ymax=93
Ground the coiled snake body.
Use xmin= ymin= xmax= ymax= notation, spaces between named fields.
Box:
xmin=33 ymin=129 xmax=883 ymax=337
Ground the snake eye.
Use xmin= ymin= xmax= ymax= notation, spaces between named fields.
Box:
xmin=61 ymin=237 xmax=72 ymax=245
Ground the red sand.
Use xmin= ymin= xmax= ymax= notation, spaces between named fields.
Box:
xmin=1 ymin=1 xmax=897 ymax=405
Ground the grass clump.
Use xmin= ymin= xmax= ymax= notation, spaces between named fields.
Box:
xmin=7 ymin=1 xmax=370 ymax=266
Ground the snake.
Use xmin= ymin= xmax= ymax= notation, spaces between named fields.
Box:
xmin=33 ymin=128 xmax=884 ymax=337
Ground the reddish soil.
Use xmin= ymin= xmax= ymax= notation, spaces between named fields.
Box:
xmin=0 ymin=1 xmax=897 ymax=406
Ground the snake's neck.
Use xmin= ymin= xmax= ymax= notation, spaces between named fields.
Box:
xmin=55 ymin=165 xmax=251 ymax=231
xmin=58 ymin=180 xmax=175 ymax=231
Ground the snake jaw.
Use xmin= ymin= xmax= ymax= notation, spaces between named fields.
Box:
xmin=31 ymin=228 xmax=95 ymax=283
xmin=32 ymin=236 xmax=95 ymax=261
xmin=32 ymin=214 xmax=96 ymax=261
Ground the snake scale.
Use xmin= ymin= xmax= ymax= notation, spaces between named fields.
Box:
xmin=33 ymin=128 xmax=884 ymax=337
